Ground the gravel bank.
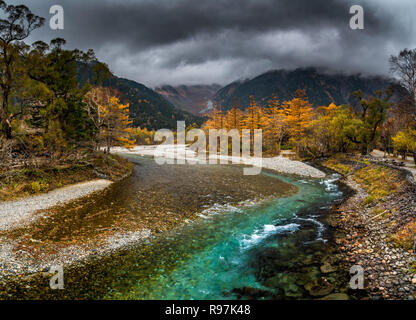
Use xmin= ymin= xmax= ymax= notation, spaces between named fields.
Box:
xmin=328 ymin=161 xmax=416 ymax=300
xmin=112 ymin=145 xmax=326 ymax=178
xmin=0 ymin=229 xmax=152 ymax=279
xmin=0 ymin=179 xmax=112 ymax=231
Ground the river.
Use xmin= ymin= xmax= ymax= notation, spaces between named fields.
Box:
xmin=1 ymin=155 xmax=347 ymax=299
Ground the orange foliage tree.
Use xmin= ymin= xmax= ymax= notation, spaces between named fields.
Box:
xmin=85 ymin=87 xmax=136 ymax=152
xmin=100 ymin=96 xmax=136 ymax=153
xmin=279 ymin=90 xmax=314 ymax=154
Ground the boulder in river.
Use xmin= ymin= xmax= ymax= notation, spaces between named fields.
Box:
xmin=304 ymin=278 xmax=334 ymax=297
xmin=319 ymin=293 xmax=350 ymax=300
xmin=320 ymin=262 xmax=337 ymax=274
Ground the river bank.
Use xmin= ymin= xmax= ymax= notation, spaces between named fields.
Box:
xmin=0 ymin=152 xmax=133 ymax=202
xmin=324 ymin=155 xmax=416 ymax=300
xmin=0 ymin=152 xmax=135 ymax=281
xmin=0 ymin=179 xmax=112 ymax=231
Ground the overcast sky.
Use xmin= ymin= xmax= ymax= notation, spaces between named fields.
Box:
xmin=6 ymin=0 xmax=416 ymax=87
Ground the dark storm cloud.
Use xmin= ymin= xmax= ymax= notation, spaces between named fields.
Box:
xmin=7 ymin=0 xmax=416 ymax=86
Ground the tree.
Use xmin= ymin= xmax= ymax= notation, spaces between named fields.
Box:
xmin=390 ymin=48 xmax=416 ymax=121
xmin=84 ymin=86 xmax=110 ymax=150
xmin=225 ymin=106 xmax=243 ymax=131
xmin=26 ymin=39 xmax=97 ymax=148
xmin=350 ymin=90 xmax=392 ymax=154
xmin=99 ymin=96 xmax=135 ymax=153
xmin=380 ymin=118 xmax=398 ymax=156
xmin=279 ymin=90 xmax=314 ymax=154
xmin=392 ymin=129 xmax=416 ymax=163
xmin=304 ymin=103 xmax=341 ymax=156
xmin=330 ymin=106 xmax=357 ymax=152
xmin=203 ymin=105 xmax=224 ymax=130
xmin=243 ymin=96 xmax=265 ymax=130
xmin=264 ymin=94 xmax=286 ymax=154
xmin=0 ymin=1 xmax=44 ymax=138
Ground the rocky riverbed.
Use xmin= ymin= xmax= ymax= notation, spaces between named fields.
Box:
xmin=327 ymin=158 xmax=416 ymax=300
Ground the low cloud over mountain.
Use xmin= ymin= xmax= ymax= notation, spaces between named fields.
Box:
xmin=13 ymin=0 xmax=416 ymax=86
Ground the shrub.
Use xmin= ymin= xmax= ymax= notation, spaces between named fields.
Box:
xmin=31 ymin=181 xmax=41 ymax=193
xmin=390 ymin=220 xmax=416 ymax=250
xmin=323 ymin=158 xmax=352 ymax=175
xmin=362 ymin=195 xmax=374 ymax=205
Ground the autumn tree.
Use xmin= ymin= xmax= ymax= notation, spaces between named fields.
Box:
xmin=264 ymin=94 xmax=286 ymax=154
xmin=99 ymin=96 xmax=136 ymax=153
xmin=392 ymin=129 xmax=416 ymax=163
xmin=84 ymin=86 xmax=111 ymax=150
xmin=0 ymin=1 xmax=44 ymax=138
xmin=279 ymin=90 xmax=314 ymax=154
xmin=243 ymin=96 xmax=267 ymax=132
xmin=203 ymin=105 xmax=225 ymax=130
xmin=225 ymin=106 xmax=243 ymax=131
xmin=304 ymin=103 xmax=341 ymax=156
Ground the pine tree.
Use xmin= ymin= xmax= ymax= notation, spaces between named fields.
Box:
xmin=0 ymin=1 xmax=44 ymax=139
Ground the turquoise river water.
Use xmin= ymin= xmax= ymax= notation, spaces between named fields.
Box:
xmin=103 ymin=156 xmax=344 ymax=299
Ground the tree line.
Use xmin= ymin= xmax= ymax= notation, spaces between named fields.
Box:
xmin=203 ymin=47 xmax=416 ymax=164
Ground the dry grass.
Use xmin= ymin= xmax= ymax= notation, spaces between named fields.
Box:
xmin=353 ymin=165 xmax=403 ymax=205
xmin=390 ymin=220 xmax=416 ymax=250
xmin=322 ymin=158 xmax=353 ymax=175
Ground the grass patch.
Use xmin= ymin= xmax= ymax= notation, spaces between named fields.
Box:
xmin=410 ymin=262 xmax=416 ymax=274
xmin=323 ymin=158 xmax=352 ymax=175
xmin=353 ymin=164 xmax=402 ymax=204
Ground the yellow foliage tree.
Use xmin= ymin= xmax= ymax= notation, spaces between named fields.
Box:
xmin=100 ymin=96 xmax=136 ymax=153
xmin=225 ymin=107 xmax=243 ymax=131
xmin=306 ymin=103 xmax=342 ymax=156
xmin=279 ymin=90 xmax=314 ymax=153
xmin=242 ymin=96 xmax=267 ymax=131
xmin=203 ymin=105 xmax=225 ymax=130
xmin=264 ymin=94 xmax=286 ymax=154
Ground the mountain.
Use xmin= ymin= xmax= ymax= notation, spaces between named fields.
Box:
xmin=214 ymin=68 xmax=400 ymax=110
xmin=78 ymin=65 xmax=204 ymax=130
xmin=155 ymin=84 xmax=221 ymax=115
xmin=105 ymin=78 xmax=204 ymax=130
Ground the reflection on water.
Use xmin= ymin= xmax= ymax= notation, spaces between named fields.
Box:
xmin=1 ymin=155 xmax=345 ymax=300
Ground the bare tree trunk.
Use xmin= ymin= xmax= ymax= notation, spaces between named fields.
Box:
xmin=1 ymin=82 xmax=12 ymax=139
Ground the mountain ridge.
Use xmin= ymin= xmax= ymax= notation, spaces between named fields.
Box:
xmin=213 ymin=67 xmax=401 ymax=110
xmin=77 ymin=64 xmax=204 ymax=130
xmin=155 ymin=84 xmax=221 ymax=115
